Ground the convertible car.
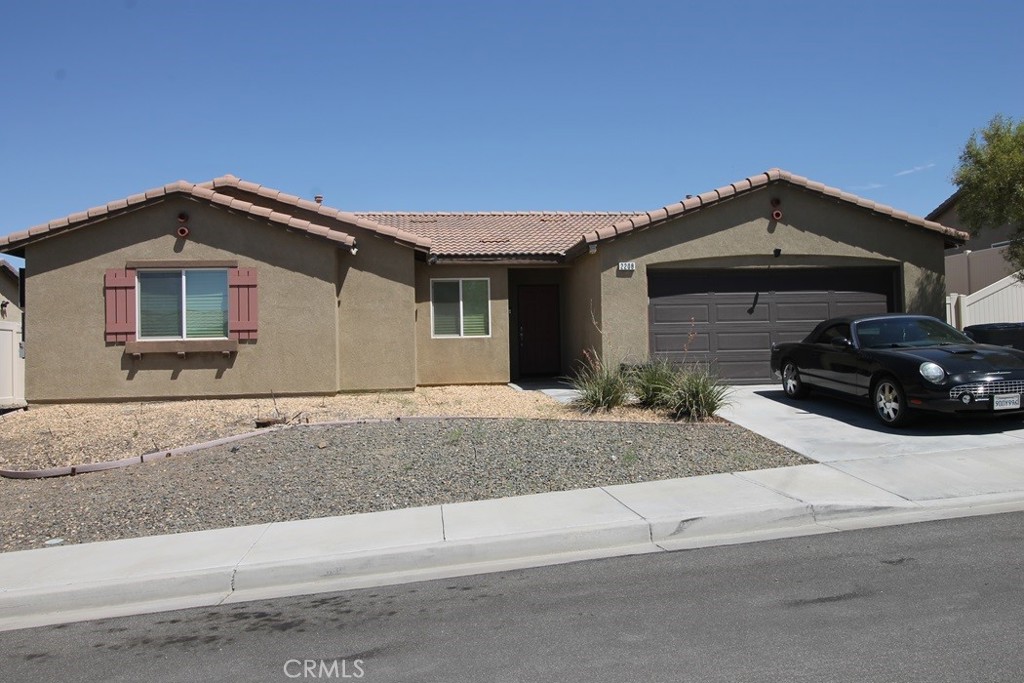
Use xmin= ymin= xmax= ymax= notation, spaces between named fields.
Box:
xmin=770 ymin=314 xmax=1024 ymax=427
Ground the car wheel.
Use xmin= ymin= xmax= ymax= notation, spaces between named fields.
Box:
xmin=873 ymin=376 xmax=911 ymax=427
xmin=782 ymin=361 xmax=809 ymax=399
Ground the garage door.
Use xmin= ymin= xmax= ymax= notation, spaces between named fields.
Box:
xmin=649 ymin=268 xmax=896 ymax=384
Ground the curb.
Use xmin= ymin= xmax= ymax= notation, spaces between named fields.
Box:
xmin=10 ymin=493 xmax=1024 ymax=632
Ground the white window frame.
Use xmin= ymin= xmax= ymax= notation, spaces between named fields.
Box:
xmin=430 ymin=278 xmax=491 ymax=339
xmin=136 ymin=269 xmax=230 ymax=341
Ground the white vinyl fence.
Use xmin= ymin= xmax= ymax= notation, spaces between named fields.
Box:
xmin=946 ymin=272 xmax=1024 ymax=329
xmin=0 ymin=320 xmax=25 ymax=408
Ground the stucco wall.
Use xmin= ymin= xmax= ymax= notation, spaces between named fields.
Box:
xmin=592 ymin=186 xmax=948 ymax=364
xmin=415 ymin=263 xmax=510 ymax=385
xmin=563 ymin=251 xmax=603 ymax=371
xmin=337 ymin=240 xmax=417 ymax=391
xmin=23 ymin=197 xmax=343 ymax=402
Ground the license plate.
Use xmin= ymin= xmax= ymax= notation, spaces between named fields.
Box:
xmin=993 ymin=393 xmax=1022 ymax=410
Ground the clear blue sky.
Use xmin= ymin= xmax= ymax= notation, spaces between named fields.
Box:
xmin=2 ymin=0 xmax=1022 ymax=265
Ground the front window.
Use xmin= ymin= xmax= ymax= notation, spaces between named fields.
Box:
xmin=138 ymin=270 xmax=228 ymax=339
xmin=431 ymin=278 xmax=490 ymax=337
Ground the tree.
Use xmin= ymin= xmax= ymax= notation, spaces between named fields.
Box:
xmin=953 ymin=114 xmax=1024 ymax=278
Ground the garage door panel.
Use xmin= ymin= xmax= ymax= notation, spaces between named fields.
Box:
xmin=648 ymin=268 xmax=896 ymax=384
xmin=651 ymin=303 xmax=710 ymax=324
xmin=716 ymin=302 xmax=768 ymax=322
xmin=716 ymin=331 xmax=771 ymax=351
xmin=775 ymin=300 xmax=833 ymax=323
xmin=651 ymin=332 xmax=710 ymax=354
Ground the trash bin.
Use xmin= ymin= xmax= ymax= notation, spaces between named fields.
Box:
xmin=964 ymin=322 xmax=1024 ymax=352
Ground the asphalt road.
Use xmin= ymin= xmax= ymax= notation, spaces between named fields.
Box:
xmin=4 ymin=512 xmax=1023 ymax=683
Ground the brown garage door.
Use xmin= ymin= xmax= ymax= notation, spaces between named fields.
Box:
xmin=648 ymin=268 xmax=896 ymax=383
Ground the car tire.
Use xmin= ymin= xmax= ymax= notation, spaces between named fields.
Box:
xmin=782 ymin=361 xmax=809 ymax=399
xmin=873 ymin=376 xmax=912 ymax=427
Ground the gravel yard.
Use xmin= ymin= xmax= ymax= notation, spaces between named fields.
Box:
xmin=0 ymin=386 xmax=809 ymax=553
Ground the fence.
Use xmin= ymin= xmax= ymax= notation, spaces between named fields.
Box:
xmin=946 ymin=273 xmax=1024 ymax=329
xmin=0 ymin=321 xmax=25 ymax=408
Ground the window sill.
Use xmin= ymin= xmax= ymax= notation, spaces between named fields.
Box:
xmin=125 ymin=339 xmax=239 ymax=357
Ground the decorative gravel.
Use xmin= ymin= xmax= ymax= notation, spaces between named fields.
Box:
xmin=0 ymin=417 xmax=808 ymax=553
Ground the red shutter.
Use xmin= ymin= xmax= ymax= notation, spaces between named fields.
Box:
xmin=104 ymin=268 xmax=137 ymax=343
xmin=228 ymin=267 xmax=259 ymax=341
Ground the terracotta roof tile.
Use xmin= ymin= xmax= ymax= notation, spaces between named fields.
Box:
xmin=578 ymin=168 xmax=968 ymax=248
xmin=0 ymin=179 xmax=356 ymax=253
xmin=355 ymin=211 xmax=637 ymax=257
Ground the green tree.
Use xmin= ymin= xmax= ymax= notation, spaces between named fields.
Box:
xmin=953 ymin=114 xmax=1024 ymax=278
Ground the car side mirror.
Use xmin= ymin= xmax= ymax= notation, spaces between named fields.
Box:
xmin=831 ymin=337 xmax=853 ymax=349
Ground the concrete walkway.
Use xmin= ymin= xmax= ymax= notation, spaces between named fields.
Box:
xmin=4 ymin=386 xmax=1024 ymax=632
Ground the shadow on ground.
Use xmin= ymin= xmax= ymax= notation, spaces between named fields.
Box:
xmin=754 ymin=388 xmax=1024 ymax=437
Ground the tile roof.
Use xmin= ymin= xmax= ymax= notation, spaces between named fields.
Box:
xmin=202 ymin=175 xmax=432 ymax=252
xmin=0 ymin=168 xmax=967 ymax=261
xmin=582 ymin=168 xmax=968 ymax=248
xmin=356 ymin=212 xmax=636 ymax=258
xmin=0 ymin=180 xmax=356 ymax=255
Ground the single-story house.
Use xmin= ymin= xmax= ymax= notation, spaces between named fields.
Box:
xmin=0 ymin=168 xmax=966 ymax=403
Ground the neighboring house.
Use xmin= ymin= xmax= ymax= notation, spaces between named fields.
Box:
xmin=0 ymin=258 xmax=25 ymax=409
xmin=0 ymin=259 xmax=21 ymax=324
xmin=0 ymin=168 xmax=965 ymax=402
xmin=929 ymin=191 xmax=1023 ymax=327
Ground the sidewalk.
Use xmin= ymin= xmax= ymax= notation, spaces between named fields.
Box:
xmin=3 ymin=387 xmax=1024 ymax=632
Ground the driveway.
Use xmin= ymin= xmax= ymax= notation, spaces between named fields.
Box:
xmin=720 ymin=385 xmax=1024 ymax=463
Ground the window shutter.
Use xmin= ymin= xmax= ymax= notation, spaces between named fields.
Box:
xmin=228 ymin=267 xmax=258 ymax=341
xmin=104 ymin=268 xmax=137 ymax=343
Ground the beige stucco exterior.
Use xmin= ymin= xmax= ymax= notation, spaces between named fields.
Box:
xmin=414 ymin=263 xmax=510 ymax=385
xmin=23 ymin=198 xmax=347 ymax=402
xmin=4 ymin=175 xmax=959 ymax=401
xmin=585 ymin=186 xmax=948 ymax=365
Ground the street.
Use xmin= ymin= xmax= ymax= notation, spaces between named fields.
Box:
xmin=3 ymin=512 xmax=1023 ymax=683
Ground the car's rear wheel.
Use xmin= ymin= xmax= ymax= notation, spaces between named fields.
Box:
xmin=873 ymin=376 xmax=912 ymax=427
xmin=782 ymin=361 xmax=809 ymax=399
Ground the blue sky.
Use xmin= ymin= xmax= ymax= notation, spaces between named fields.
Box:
xmin=2 ymin=0 xmax=1022 ymax=267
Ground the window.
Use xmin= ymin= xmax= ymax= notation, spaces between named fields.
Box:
xmin=138 ymin=270 xmax=228 ymax=340
xmin=431 ymin=278 xmax=490 ymax=337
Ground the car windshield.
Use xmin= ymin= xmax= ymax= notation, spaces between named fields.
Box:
xmin=853 ymin=317 xmax=974 ymax=349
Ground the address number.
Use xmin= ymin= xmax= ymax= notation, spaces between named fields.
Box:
xmin=618 ymin=262 xmax=636 ymax=271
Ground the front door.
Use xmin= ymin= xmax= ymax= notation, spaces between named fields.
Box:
xmin=517 ymin=285 xmax=560 ymax=376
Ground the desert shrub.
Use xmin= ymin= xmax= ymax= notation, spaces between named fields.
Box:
xmin=567 ymin=349 xmax=628 ymax=412
xmin=626 ymin=359 xmax=678 ymax=409
xmin=661 ymin=364 xmax=731 ymax=421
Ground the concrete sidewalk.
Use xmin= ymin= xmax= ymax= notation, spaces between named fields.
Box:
xmin=4 ymin=388 xmax=1024 ymax=632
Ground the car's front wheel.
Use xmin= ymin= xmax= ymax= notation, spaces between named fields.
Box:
xmin=873 ymin=376 xmax=912 ymax=427
xmin=782 ymin=361 xmax=809 ymax=399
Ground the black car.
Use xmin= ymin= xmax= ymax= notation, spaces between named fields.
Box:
xmin=769 ymin=314 xmax=1024 ymax=427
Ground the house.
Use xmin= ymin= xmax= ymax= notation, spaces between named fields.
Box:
xmin=0 ymin=169 xmax=965 ymax=403
xmin=0 ymin=259 xmax=20 ymax=324
xmin=929 ymin=191 xmax=1023 ymax=327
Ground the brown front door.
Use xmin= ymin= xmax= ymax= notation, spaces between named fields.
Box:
xmin=518 ymin=284 xmax=560 ymax=376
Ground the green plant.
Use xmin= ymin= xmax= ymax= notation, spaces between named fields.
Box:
xmin=662 ymin=364 xmax=732 ymax=421
xmin=627 ymin=359 xmax=678 ymax=408
xmin=567 ymin=349 xmax=628 ymax=412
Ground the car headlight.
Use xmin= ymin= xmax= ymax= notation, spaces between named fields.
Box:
xmin=919 ymin=362 xmax=945 ymax=384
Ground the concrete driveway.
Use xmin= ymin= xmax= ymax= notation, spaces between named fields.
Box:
xmin=720 ymin=385 xmax=1024 ymax=463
